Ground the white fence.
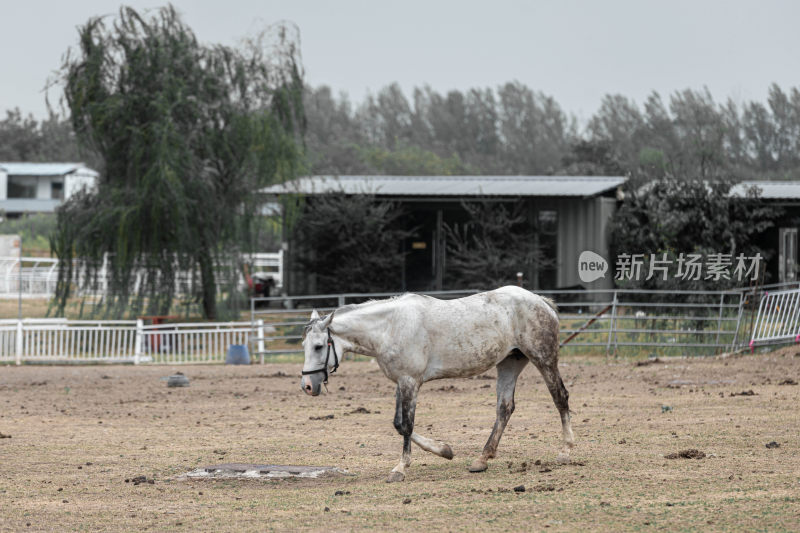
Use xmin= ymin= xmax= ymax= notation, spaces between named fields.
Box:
xmin=0 ymin=251 xmax=283 ymax=298
xmin=0 ymin=319 xmax=265 ymax=365
xmin=141 ymin=321 xmax=264 ymax=364
xmin=750 ymin=287 xmax=800 ymax=349
xmin=3 ymin=286 xmax=800 ymax=364
xmin=0 ymin=257 xmax=59 ymax=296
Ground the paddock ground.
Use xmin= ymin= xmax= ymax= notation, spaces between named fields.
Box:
xmin=1 ymin=349 xmax=799 ymax=532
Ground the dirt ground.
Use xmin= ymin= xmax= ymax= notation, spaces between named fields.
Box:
xmin=1 ymin=349 xmax=799 ymax=532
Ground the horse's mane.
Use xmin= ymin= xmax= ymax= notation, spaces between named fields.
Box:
xmin=335 ymin=293 xmax=418 ymax=316
xmin=303 ymin=294 xmax=417 ymax=337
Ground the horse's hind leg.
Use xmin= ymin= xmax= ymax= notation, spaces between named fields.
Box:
xmin=531 ymin=354 xmax=575 ymax=463
xmin=468 ymin=351 xmax=528 ymax=473
xmin=387 ymin=376 xmax=419 ymax=483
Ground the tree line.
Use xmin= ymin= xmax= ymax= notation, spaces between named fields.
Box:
xmin=304 ymin=83 xmax=800 ymax=181
xmin=5 ymin=82 xmax=800 ymax=183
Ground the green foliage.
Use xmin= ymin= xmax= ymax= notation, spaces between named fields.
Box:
xmin=290 ymin=193 xmax=411 ymax=293
xmin=0 ymin=213 xmax=57 ymax=256
xmin=559 ymin=139 xmax=624 ymax=176
xmin=610 ymin=176 xmax=778 ymax=292
xmin=53 ymin=5 xmax=304 ymax=319
xmin=0 ymin=109 xmax=96 ymax=165
xmin=444 ymin=201 xmax=553 ymax=289
xmin=357 ymin=145 xmax=477 ymax=175
xmin=304 ymin=81 xmax=800 ymax=180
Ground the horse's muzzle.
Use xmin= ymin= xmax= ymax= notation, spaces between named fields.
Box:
xmin=300 ymin=376 xmax=320 ymax=396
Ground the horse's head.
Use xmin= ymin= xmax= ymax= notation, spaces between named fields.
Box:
xmin=300 ymin=309 xmax=336 ymax=396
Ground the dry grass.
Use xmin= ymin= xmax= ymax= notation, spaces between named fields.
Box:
xmin=1 ymin=349 xmax=799 ymax=532
xmin=0 ymin=298 xmax=56 ymax=320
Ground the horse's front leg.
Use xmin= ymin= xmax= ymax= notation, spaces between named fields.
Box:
xmin=387 ymin=376 xmax=419 ymax=483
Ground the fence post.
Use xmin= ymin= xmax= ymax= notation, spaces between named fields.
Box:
xmin=134 ymin=319 xmax=143 ymax=365
xmin=730 ymin=291 xmax=745 ymax=351
xmin=15 ymin=319 xmax=23 ymax=366
xmin=714 ymin=293 xmax=725 ymax=352
xmin=605 ymin=291 xmax=618 ymax=357
xmin=258 ymin=319 xmax=265 ymax=365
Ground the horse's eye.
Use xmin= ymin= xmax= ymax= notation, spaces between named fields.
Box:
xmin=314 ymin=344 xmax=324 ymax=351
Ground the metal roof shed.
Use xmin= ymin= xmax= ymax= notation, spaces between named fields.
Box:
xmin=262 ymin=175 xmax=627 ymax=198
xmin=264 ymin=175 xmax=627 ymax=293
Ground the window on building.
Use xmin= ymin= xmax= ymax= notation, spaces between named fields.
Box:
xmin=7 ymin=176 xmax=37 ymax=199
xmin=779 ymin=227 xmax=798 ymax=283
xmin=538 ymin=210 xmax=558 ymax=289
xmin=51 ymin=181 xmax=64 ymax=200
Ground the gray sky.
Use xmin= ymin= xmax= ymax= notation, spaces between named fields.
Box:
xmin=3 ymin=0 xmax=799 ymax=124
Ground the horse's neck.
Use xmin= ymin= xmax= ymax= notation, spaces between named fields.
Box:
xmin=332 ymin=305 xmax=390 ymax=357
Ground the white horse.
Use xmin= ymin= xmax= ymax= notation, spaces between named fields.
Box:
xmin=300 ymin=285 xmax=574 ymax=482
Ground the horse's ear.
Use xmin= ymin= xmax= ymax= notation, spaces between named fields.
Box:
xmin=310 ymin=309 xmax=320 ymax=320
xmin=321 ymin=310 xmax=335 ymax=329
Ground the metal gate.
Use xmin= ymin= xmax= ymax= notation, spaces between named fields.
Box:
xmin=750 ymin=287 xmax=800 ymax=349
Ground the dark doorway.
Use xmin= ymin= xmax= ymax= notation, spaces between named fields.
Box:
xmin=404 ymin=210 xmax=437 ymax=291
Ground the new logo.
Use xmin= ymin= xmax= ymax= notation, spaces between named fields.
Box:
xmin=578 ymin=251 xmax=608 ymax=283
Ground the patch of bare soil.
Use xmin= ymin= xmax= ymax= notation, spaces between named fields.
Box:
xmin=1 ymin=351 xmax=799 ymax=531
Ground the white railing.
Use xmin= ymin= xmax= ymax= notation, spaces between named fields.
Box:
xmin=750 ymin=288 xmax=800 ymax=349
xmin=0 ymin=257 xmax=59 ymax=296
xmin=0 ymin=251 xmax=283 ymax=298
xmin=0 ymin=318 xmax=138 ymax=363
xmin=140 ymin=321 xmax=264 ymax=364
xmin=0 ymin=318 xmax=264 ymax=365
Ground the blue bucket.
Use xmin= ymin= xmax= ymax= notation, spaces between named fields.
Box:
xmin=226 ymin=344 xmax=250 ymax=365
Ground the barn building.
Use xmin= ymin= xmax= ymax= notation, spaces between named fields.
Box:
xmin=732 ymin=180 xmax=800 ymax=285
xmin=0 ymin=162 xmax=97 ymax=217
xmin=263 ymin=175 xmax=627 ymax=294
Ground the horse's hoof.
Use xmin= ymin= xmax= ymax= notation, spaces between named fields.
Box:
xmin=468 ymin=459 xmax=488 ymax=473
xmin=441 ymin=444 xmax=454 ymax=461
xmin=386 ymin=471 xmax=405 ymax=483
xmin=557 ymin=454 xmax=571 ymax=464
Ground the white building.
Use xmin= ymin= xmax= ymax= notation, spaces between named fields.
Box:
xmin=0 ymin=162 xmax=98 ymax=217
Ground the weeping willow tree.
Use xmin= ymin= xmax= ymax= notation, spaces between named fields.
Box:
xmin=52 ymin=6 xmax=305 ymax=319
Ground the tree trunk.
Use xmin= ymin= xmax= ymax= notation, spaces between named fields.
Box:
xmin=198 ymin=250 xmax=217 ymax=320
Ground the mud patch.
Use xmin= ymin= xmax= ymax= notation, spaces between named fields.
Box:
xmin=665 ymin=449 xmax=706 ymax=459
xmin=177 ymin=463 xmax=350 ymax=480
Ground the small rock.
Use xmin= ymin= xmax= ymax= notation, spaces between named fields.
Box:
xmin=513 ymin=484 xmax=526 ymax=493
xmin=309 ymin=414 xmax=335 ymax=420
xmin=729 ymin=390 xmax=756 ymax=397
xmin=778 ymin=379 xmax=797 ymax=386
xmin=661 ymin=405 xmax=673 ymax=413
xmin=324 ymin=507 xmax=330 ymax=512
xmin=402 ymin=498 xmax=411 ymax=504
xmin=765 ymin=441 xmax=780 ymax=449
xmin=0 ymin=433 xmax=11 ymax=439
